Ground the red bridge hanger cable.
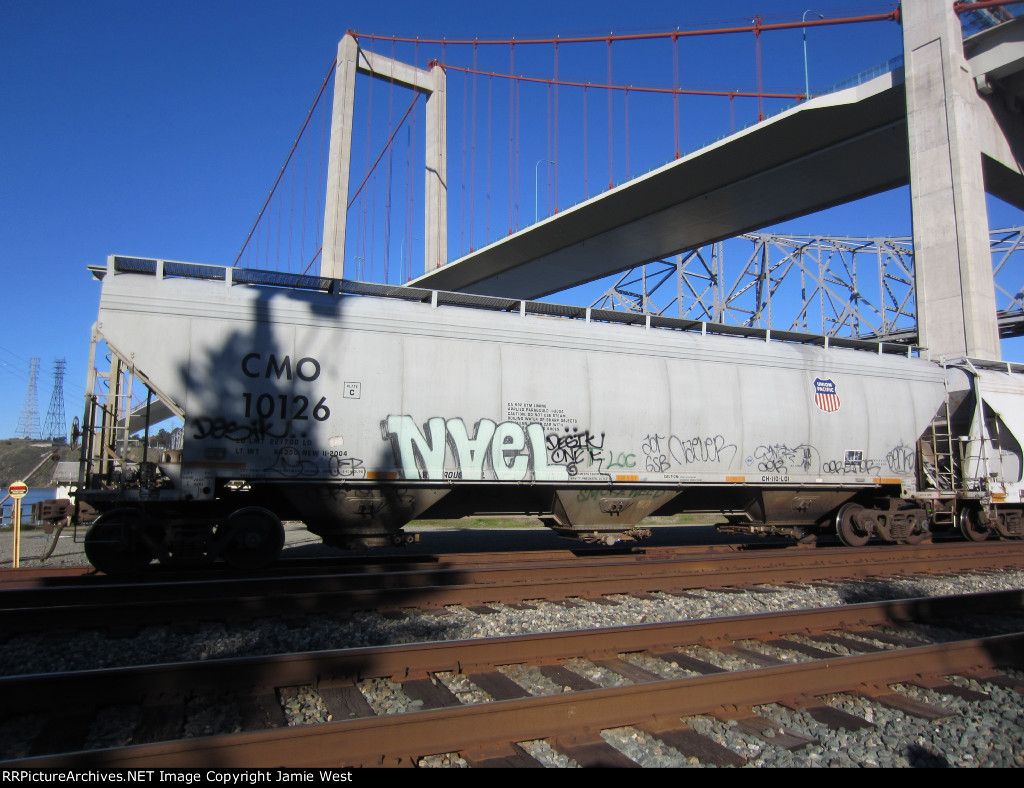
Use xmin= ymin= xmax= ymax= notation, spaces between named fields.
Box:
xmin=234 ymin=59 xmax=336 ymax=269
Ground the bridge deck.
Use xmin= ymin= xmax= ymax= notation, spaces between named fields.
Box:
xmin=410 ymin=17 xmax=1024 ymax=301
xmin=410 ymin=72 xmax=908 ymax=299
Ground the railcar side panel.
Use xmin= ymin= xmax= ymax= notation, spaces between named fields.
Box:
xmin=83 ymin=265 xmax=968 ymax=556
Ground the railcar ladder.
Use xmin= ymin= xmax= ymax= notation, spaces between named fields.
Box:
xmin=80 ymin=334 xmax=137 ymax=489
xmin=926 ymin=387 xmax=957 ymax=494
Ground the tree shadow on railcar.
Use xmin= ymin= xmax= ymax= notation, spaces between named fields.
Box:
xmin=167 ymin=283 xmax=472 ymax=591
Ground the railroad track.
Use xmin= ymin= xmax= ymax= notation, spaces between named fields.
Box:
xmin=3 ymin=590 xmax=1022 ymax=767
xmin=2 ymin=541 xmax=1024 ymax=636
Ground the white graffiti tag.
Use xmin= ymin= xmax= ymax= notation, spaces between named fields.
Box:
xmin=382 ymin=416 xmax=570 ymax=482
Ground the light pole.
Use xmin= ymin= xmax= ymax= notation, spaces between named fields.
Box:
xmin=535 ymin=159 xmax=556 ymax=224
xmin=803 ymin=10 xmax=824 ymax=100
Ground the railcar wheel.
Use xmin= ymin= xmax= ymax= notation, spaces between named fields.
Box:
xmin=836 ymin=503 xmax=871 ymax=547
xmin=219 ymin=508 xmax=285 ymax=569
xmin=958 ymin=507 xmax=989 ymax=542
xmin=84 ymin=509 xmax=155 ymax=575
xmin=899 ymin=515 xmax=929 ymax=545
xmin=900 ymin=526 xmax=927 ymax=545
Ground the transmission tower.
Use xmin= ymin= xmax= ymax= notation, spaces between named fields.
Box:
xmin=43 ymin=358 xmax=67 ymax=444
xmin=15 ymin=357 xmax=41 ymax=440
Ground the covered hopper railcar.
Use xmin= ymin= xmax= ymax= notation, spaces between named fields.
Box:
xmin=74 ymin=257 xmax=1024 ymax=573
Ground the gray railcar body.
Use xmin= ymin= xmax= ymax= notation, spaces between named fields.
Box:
xmin=75 ymin=258 xmax=1024 ymax=571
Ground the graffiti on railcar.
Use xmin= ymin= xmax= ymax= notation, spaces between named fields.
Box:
xmin=748 ymin=443 xmax=820 ymax=475
xmin=886 ymin=442 xmax=915 ymax=474
xmin=266 ymin=446 xmax=320 ymax=477
xmin=193 ymin=415 xmax=303 ymax=444
xmin=382 ymin=415 xmax=573 ymax=481
xmin=545 ymin=428 xmax=606 ymax=477
xmin=669 ymin=434 xmax=738 ymax=467
xmin=820 ymin=450 xmax=882 ymax=476
xmin=641 ymin=433 xmax=738 ymax=472
xmin=328 ymin=455 xmax=367 ymax=479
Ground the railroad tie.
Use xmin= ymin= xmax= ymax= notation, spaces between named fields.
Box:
xmin=806 ymin=632 xmax=886 ymax=653
xmin=963 ymin=669 xmax=1024 ymax=694
xmin=316 ymin=682 xmax=376 ymax=720
xmin=650 ymin=651 xmax=726 ymax=675
xmin=637 ymin=723 xmax=746 ymax=767
xmin=237 ymin=687 xmax=288 ymax=730
xmin=466 ymin=671 xmax=531 ymax=700
xmin=591 ymin=657 xmax=662 ymax=684
xmin=731 ymin=714 xmax=818 ymax=751
xmin=401 ymin=677 xmax=463 ymax=709
xmin=717 ymin=645 xmax=788 ymax=667
xmin=461 ymin=742 xmax=545 ymax=768
xmin=764 ymin=638 xmax=837 ymax=661
xmin=551 ymin=733 xmax=641 ymax=768
xmin=803 ymin=705 xmax=875 ymax=732
xmin=910 ymin=677 xmax=991 ymax=703
xmin=28 ymin=708 xmax=95 ymax=756
xmin=537 ymin=664 xmax=601 ymax=691
xmin=132 ymin=699 xmax=186 ymax=744
xmin=777 ymin=696 xmax=875 ymax=732
xmin=847 ymin=628 xmax=927 ymax=648
xmin=859 ymin=687 xmax=954 ymax=722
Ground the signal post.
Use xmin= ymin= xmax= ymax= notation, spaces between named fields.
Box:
xmin=8 ymin=480 xmax=27 ymax=568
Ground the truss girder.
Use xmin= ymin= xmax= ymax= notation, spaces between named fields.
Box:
xmin=592 ymin=228 xmax=1024 ymax=343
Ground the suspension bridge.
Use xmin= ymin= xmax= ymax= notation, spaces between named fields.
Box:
xmin=230 ymin=0 xmax=1024 ymax=360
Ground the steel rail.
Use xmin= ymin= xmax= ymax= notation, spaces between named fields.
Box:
xmin=2 ymin=539 xmax=1018 ymax=588
xmin=5 ymin=541 xmax=1023 ymax=599
xmin=7 ymin=621 xmax=1022 ymax=767
xmin=2 ymin=543 xmax=1023 ymax=634
xmin=3 ymin=589 xmax=1021 ymax=715
xmin=0 ymin=544 xmax=702 ymax=587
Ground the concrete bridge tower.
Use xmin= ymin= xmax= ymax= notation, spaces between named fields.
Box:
xmin=903 ymin=0 xmax=1021 ymax=360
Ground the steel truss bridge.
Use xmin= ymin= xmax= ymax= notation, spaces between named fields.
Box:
xmin=591 ymin=226 xmax=1024 ymax=344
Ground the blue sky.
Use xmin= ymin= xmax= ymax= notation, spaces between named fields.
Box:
xmin=1 ymin=0 xmax=1022 ymax=442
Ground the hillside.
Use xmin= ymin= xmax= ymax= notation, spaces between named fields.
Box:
xmin=0 ymin=438 xmax=73 ymax=491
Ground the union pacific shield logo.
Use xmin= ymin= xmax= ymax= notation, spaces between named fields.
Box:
xmin=813 ymin=378 xmax=841 ymax=412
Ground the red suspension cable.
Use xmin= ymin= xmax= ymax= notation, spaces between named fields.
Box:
xmin=350 ymin=12 xmax=900 ymax=46
xmin=437 ymin=62 xmax=805 ymax=100
xmin=346 ymin=92 xmax=422 ymax=211
xmin=234 ymin=59 xmax=337 ymax=268
xmin=954 ymin=0 xmax=1023 ymax=13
